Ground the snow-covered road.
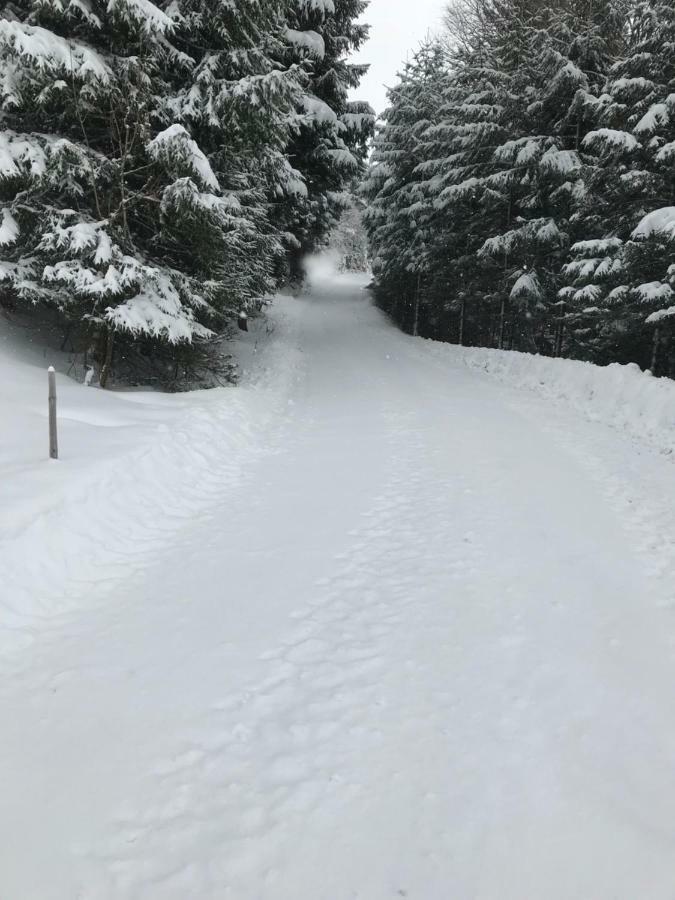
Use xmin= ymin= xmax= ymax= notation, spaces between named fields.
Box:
xmin=3 ymin=271 xmax=675 ymax=898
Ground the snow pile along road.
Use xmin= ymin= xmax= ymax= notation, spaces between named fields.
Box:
xmin=0 ymin=301 xmax=304 ymax=652
xmin=425 ymin=341 xmax=675 ymax=454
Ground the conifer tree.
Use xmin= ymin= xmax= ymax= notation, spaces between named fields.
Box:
xmin=363 ymin=42 xmax=446 ymax=334
xmin=0 ymin=0 xmax=333 ymax=385
xmin=280 ymin=0 xmax=374 ymax=279
xmin=563 ymin=0 xmax=675 ymax=368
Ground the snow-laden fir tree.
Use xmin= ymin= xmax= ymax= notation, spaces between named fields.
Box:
xmin=279 ymin=0 xmax=375 ymax=280
xmin=0 ymin=0 xmax=339 ymax=386
xmin=363 ymin=41 xmax=447 ymax=334
xmin=562 ymin=0 xmax=675 ymax=370
xmin=365 ymin=0 xmax=670 ymax=369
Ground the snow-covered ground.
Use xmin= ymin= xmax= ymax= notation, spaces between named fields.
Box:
xmin=3 ymin=267 xmax=675 ymax=898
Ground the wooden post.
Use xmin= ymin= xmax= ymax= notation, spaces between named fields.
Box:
xmin=48 ymin=366 xmax=58 ymax=460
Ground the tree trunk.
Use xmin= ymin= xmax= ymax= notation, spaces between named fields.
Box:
xmin=412 ymin=272 xmax=421 ymax=337
xmin=651 ymin=324 xmax=661 ymax=374
xmin=99 ymin=328 xmax=115 ymax=389
xmin=498 ymin=296 xmax=507 ymax=350
xmin=459 ymin=295 xmax=466 ymax=346
xmin=555 ymin=302 xmax=566 ymax=357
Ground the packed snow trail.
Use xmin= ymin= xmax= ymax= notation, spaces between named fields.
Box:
xmin=3 ymin=272 xmax=675 ymax=898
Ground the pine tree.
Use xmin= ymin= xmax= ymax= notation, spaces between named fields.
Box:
xmin=563 ymin=0 xmax=675 ymax=370
xmin=363 ymin=41 xmax=447 ymax=334
xmin=0 ymin=0 xmax=314 ymax=386
xmin=280 ymin=0 xmax=374 ymax=279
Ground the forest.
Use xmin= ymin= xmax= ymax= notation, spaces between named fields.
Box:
xmin=0 ymin=0 xmax=373 ymax=387
xmin=364 ymin=0 xmax=675 ymax=376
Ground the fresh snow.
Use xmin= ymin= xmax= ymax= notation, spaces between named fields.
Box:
xmin=632 ymin=206 xmax=675 ymax=240
xmin=148 ymin=124 xmax=221 ymax=193
xmin=4 ymin=268 xmax=675 ymax=897
xmin=0 ymin=20 xmax=112 ymax=81
xmin=0 ymin=207 xmax=19 ymax=246
xmin=285 ymin=27 xmax=326 ymax=58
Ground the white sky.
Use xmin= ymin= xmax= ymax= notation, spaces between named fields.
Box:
xmin=349 ymin=0 xmax=448 ymax=116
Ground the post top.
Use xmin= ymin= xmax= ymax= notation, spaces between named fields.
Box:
xmin=48 ymin=366 xmax=55 ymax=373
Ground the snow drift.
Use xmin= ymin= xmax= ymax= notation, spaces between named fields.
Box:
xmin=424 ymin=340 xmax=675 ymax=455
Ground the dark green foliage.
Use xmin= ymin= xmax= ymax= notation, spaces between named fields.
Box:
xmin=364 ymin=0 xmax=675 ymax=375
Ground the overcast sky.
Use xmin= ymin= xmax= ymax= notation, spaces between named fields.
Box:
xmin=349 ymin=0 xmax=448 ymax=117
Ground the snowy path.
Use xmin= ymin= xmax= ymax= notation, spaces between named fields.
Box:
xmin=3 ymin=272 xmax=675 ymax=898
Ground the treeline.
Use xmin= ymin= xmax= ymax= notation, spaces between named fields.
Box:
xmin=363 ymin=0 xmax=675 ymax=375
xmin=0 ymin=0 xmax=372 ymax=387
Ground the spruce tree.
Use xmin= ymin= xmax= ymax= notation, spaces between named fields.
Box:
xmin=0 ymin=0 xmax=314 ymax=385
xmin=563 ymin=0 xmax=675 ymax=369
xmin=280 ymin=0 xmax=374 ymax=279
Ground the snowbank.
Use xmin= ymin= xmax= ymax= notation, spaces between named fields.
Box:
xmin=423 ymin=341 xmax=675 ymax=455
xmin=0 ymin=301 xmax=304 ymax=654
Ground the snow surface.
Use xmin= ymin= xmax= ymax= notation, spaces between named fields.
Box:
xmin=4 ymin=266 xmax=675 ymax=897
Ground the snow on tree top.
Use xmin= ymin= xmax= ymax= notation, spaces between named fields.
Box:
xmin=550 ymin=60 xmax=588 ymax=89
xmin=148 ymin=125 xmax=220 ymax=193
xmin=539 ymin=147 xmax=580 ymax=175
xmin=302 ymin=95 xmax=339 ymax=125
xmin=285 ymin=28 xmax=325 ymax=59
xmin=635 ymin=282 xmax=674 ymax=305
xmin=647 ymin=305 xmax=675 ymax=324
xmin=0 ymin=131 xmax=47 ymax=179
xmin=656 ymin=140 xmax=675 ymax=162
xmin=582 ymin=128 xmax=640 ymax=153
xmin=634 ymin=102 xmax=671 ymax=135
xmin=632 ymin=207 xmax=675 ymax=241
xmin=571 ymin=237 xmax=623 ymax=255
xmin=0 ymin=21 xmax=112 ymax=82
xmin=611 ymin=76 xmax=654 ymax=95
xmin=39 ymin=218 xmax=114 ymax=266
xmin=511 ymin=271 xmax=542 ymax=301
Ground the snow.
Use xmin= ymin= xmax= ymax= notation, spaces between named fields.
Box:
xmin=0 ymin=20 xmax=112 ymax=82
xmin=510 ymin=270 xmax=541 ymax=300
xmin=105 ymin=268 xmax=211 ymax=342
xmin=646 ymin=305 xmax=675 ymax=324
xmin=539 ymin=146 xmax=580 ymax=175
xmin=147 ymin=124 xmax=220 ymax=193
xmin=5 ymin=268 xmax=675 ymax=897
xmin=427 ymin=338 xmax=675 ymax=455
xmin=634 ymin=281 xmax=673 ymax=304
xmin=582 ymin=128 xmax=640 ymax=153
xmin=0 ymin=208 xmax=19 ymax=246
xmin=634 ymin=101 xmax=670 ymax=134
xmin=302 ymin=94 xmax=339 ymax=125
xmin=39 ymin=218 xmax=113 ymax=262
xmin=285 ymin=27 xmax=325 ymax=58
xmin=0 ymin=130 xmax=48 ymax=179
xmin=631 ymin=206 xmax=675 ymax=240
